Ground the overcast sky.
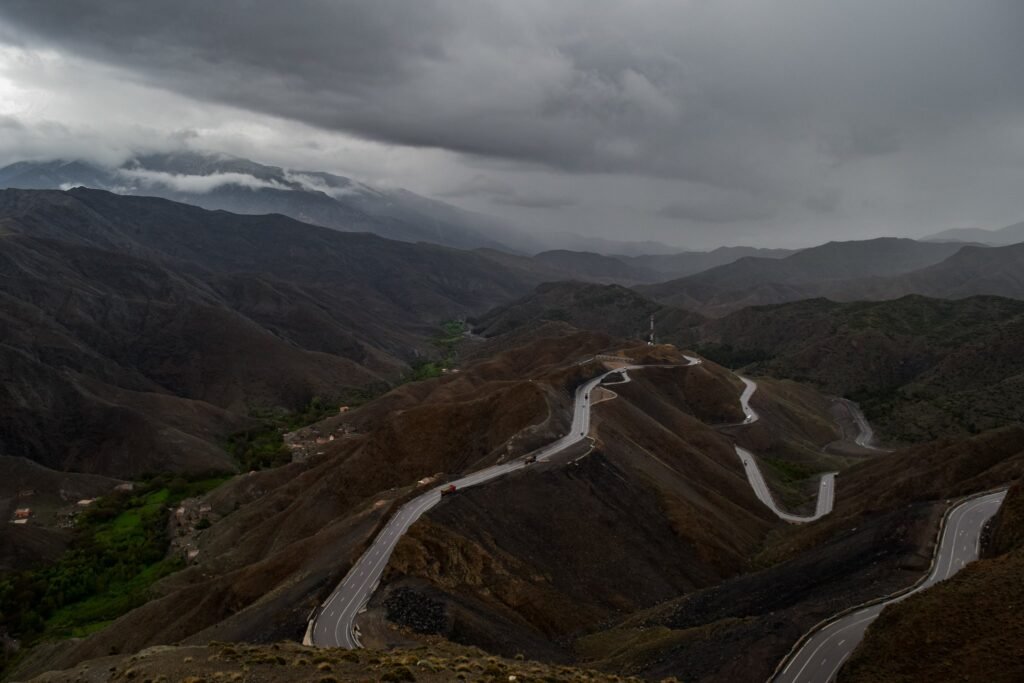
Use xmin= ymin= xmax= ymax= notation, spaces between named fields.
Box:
xmin=1 ymin=1 xmax=1023 ymax=249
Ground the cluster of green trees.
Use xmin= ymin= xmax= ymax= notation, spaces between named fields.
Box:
xmin=227 ymin=390 xmax=383 ymax=471
xmin=0 ymin=475 xmax=224 ymax=670
xmin=405 ymin=319 xmax=467 ymax=382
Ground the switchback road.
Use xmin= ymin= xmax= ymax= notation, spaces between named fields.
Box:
xmin=773 ymin=489 xmax=1007 ymax=683
xmin=733 ymin=376 xmax=839 ymax=523
xmin=312 ymin=355 xmax=701 ymax=648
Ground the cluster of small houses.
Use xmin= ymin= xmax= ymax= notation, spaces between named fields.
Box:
xmin=10 ymin=405 xmax=368 ymax=561
xmin=285 ymin=405 xmax=357 ymax=462
xmin=170 ymin=498 xmax=215 ymax=564
xmin=9 ymin=482 xmax=135 ymax=526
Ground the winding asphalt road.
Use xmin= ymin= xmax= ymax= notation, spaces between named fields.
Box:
xmin=733 ymin=377 xmax=838 ymax=523
xmin=312 ymin=355 xmax=702 ymax=648
xmin=774 ymin=489 xmax=1007 ymax=683
xmin=833 ymin=398 xmax=878 ymax=449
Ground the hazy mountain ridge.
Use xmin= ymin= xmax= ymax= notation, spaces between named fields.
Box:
xmin=639 ymin=237 xmax=1024 ymax=315
xmin=923 ymin=220 xmax=1024 ymax=245
xmin=0 ymin=153 xmax=523 ymax=251
xmin=1 ymin=154 xmax=710 ymax=257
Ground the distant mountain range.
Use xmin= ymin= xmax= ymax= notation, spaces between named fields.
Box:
xmin=0 ymin=153 xmax=531 ymax=251
xmin=922 ymin=221 xmax=1024 ymax=245
xmin=0 ymin=153 xmax=813 ymax=280
xmin=638 ymin=237 xmax=1024 ymax=315
xmin=0 ymin=153 xmax=699 ymax=257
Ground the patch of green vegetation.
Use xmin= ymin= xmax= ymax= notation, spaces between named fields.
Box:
xmin=227 ymin=391 xmax=382 ymax=471
xmin=761 ymin=457 xmax=817 ymax=484
xmin=407 ymin=359 xmax=445 ymax=381
xmin=226 ymin=427 xmax=291 ymax=470
xmin=0 ymin=474 xmax=228 ymax=669
xmin=402 ymin=320 xmax=467 ymax=384
xmin=434 ymin=319 xmax=466 ymax=365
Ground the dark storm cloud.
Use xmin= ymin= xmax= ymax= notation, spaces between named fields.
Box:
xmin=3 ymin=1 xmax=1022 ymax=197
xmin=2 ymin=1 xmax=1024 ymax=247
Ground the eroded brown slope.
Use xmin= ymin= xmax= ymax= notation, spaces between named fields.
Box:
xmin=364 ymin=355 xmax=845 ymax=662
xmin=575 ymin=426 xmax=1024 ymax=683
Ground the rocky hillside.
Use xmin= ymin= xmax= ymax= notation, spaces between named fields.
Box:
xmin=701 ymin=295 xmax=1024 ymax=443
xmin=24 ymin=640 xmax=645 ymax=683
xmin=0 ymin=188 xmax=549 ymax=476
xmin=1 ymin=326 xmax=619 ymax=679
xmin=481 ymin=282 xmax=1024 ymax=445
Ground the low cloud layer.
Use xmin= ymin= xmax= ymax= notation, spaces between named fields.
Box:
xmin=117 ymin=168 xmax=287 ymax=194
xmin=1 ymin=2 xmax=1023 ymax=248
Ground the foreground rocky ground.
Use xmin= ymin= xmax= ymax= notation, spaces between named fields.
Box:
xmin=25 ymin=640 xmax=662 ymax=683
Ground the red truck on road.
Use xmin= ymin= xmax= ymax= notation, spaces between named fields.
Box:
xmin=440 ymin=484 xmax=457 ymax=496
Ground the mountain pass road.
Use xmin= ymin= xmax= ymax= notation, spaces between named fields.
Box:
xmin=312 ymin=355 xmax=702 ymax=648
xmin=733 ymin=376 xmax=840 ymax=523
xmin=773 ymin=489 xmax=1007 ymax=683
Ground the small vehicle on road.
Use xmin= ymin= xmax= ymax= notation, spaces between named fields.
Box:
xmin=440 ymin=484 xmax=457 ymax=496
xmin=524 ymin=454 xmax=537 ymax=464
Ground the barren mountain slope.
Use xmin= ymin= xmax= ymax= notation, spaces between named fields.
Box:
xmin=0 ymin=188 xmax=547 ymax=476
xmin=574 ymin=425 xmax=1024 ymax=682
xmin=359 ymin=351 xmax=846 ymax=661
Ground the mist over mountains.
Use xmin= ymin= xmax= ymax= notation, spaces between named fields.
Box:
xmin=0 ymin=153 xmax=704 ymax=257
